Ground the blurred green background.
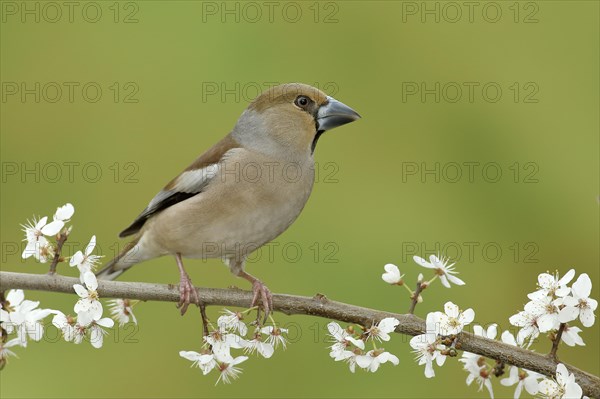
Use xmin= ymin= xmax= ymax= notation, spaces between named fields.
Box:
xmin=1 ymin=1 xmax=598 ymax=398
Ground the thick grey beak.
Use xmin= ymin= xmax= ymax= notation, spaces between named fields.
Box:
xmin=316 ymin=96 xmax=361 ymax=131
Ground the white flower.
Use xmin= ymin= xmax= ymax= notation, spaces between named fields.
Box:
xmin=410 ymin=314 xmax=447 ymax=378
xmin=216 ymin=355 xmax=248 ymax=385
xmin=413 ymin=254 xmax=465 ymax=288
xmin=0 ymin=338 xmax=20 ymax=367
xmin=524 ymin=296 xmax=560 ymax=333
xmin=355 ymin=350 xmax=399 ymax=372
xmin=179 ymin=350 xmax=218 ymax=375
xmin=509 ymin=310 xmax=540 ymax=346
xmin=107 ymin=299 xmax=137 ymax=327
xmin=528 ymin=269 xmax=575 ymax=301
xmin=501 ymin=366 xmax=541 ymax=399
xmin=21 ymin=217 xmax=56 ymax=262
xmin=365 ymin=317 xmax=400 ymax=342
xmin=244 ymin=337 xmax=274 ymax=358
xmin=0 ymin=290 xmax=53 ymax=347
xmin=70 ymin=235 xmax=102 ymax=274
xmin=327 ymin=322 xmax=364 ymax=360
xmin=431 ymin=302 xmax=475 ymax=336
xmin=334 ymin=349 xmax=361 ymax=373
xmin=538 ymin=363 xmax=582 ymax=399
xmin=381 ymin=263 xmax=404 ymax=284
xmin=205 ymin=326 xmax=248 ymax=362
xmin=558 ymin=273 xmax=597 ymax=327
xmin=463 ymin=361 xmax=494 ymax=399
xmin=260 ymin=326 xmax=288 ymax=349
xmin=40 ymin=203 xmax=74 ymax=236
xmin=560 ymin=325 xmax=585 ymax=347
xmin=52 ymin=311 xmax=77 ymax=342
xmin=73 ymin=271 xmax=103 ymax=325
xmin=89 ymin=317 xmax=114 ymax=348
xmin=217 ymin=310 xmax=248 ymax=336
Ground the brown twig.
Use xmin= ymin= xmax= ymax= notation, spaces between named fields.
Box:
xmin=48 ymin=232 xmax=68 ymax=275
xmin=408 ymin=281 xmax=425 ymax=314
xmin=199 ymin=304 xmax=210 ymax=337
xmin=0 ymin=271 xmax=598 ymax=397
xmin=550 ymin=323 xmax=566 ymax=361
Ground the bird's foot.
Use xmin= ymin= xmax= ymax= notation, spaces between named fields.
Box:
xmin=251 ymin=280 xmax=273 ymax=323
xmin=177 ymin=273 xmax=199 ymax=316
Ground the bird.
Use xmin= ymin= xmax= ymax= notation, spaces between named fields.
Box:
xmin=96 ymin=83 xmax=361 ymax=317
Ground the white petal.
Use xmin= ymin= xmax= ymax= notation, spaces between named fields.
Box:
xmin=258 ymin=342 xmax=274 ymax=358
xmin=355 ymin=355 xmax=373 ymax=369
xmin=444 ymin=302 xmax=459 ymax=318
xmin=523 ymin=375 xmax=540 ymax=394
xmin=501 ymin=366 xmax=519 ymax=386
xmin=558 ymin=269 xmax=576 ymax=286
xmin=460 ymin=309 xmax=475 ymax=325
xmin=35 ymin=216 xmax=48 ymax=230
xmin=447 ymin=274 xmax=465 ymax=286
xmin=537 ymin=273 xmax=554 ymax=289
xmin=83 ymin=271 xmax=98 ymax=291
xmin=96 ymin=317 xmax=114 ymax=328
xmin=555 ymin=364 xmax=569 ymax=385
xmin=73 ymin=284 xmax=88 ymax=298
xmin=579 ymin=307 xmax=595 ymax=327
xmin=473 ymin=325 xmax=484 ymax=337
xmin=561 ymin=296 xmax=579 ymax=307
xmin=6 ymin=290 xmax=25 ymax=306
xmin=377 ymin=317 xmax=400 ymax=333
xmin=382 ymin=263 xmax=401 ymax=284
xmin=413 ymin=256 xmax=434 ymax=269
xmin=484 ymin=378 xmax=495 ymax=399
xmin=54 ymin=203 xmax=75 ymax=220
xmin=572 ymin=273 xmax=592 ymax=299
xmin=179 ymin=351 xmax=201 ymax=361
xmin=85 ymin=236 xmax=97 ymax=256
xmin=327 ymin=322 xmax=345 ymax=341
xmin=559 ymin=306 xmax=579 ymax=323
xmin=439 ymin=275 xmax=451 ymax=288
xmin=588 ymin=298 xmax=598 ymax=311
xmin=537 ymin=314 xmax=559 ymax=333
xmin=346 ymin=336 xmax=365 ymax=349
xmin=501 ymin=331 xmax=517 ymax=346
xmin=70 ymin=251 xmax=84 ymax=267
xmin=564 ymin=381 xmax=583 ymax=399
xmin=40 ymin=220 xmax=64 ymax=236
xmin=487 ymin=324 xmax=498 ymax=339
xmin=424 ymin=360 xmax=435 ymax=378
xmin=90 ymin=327 xmax=104 ymax=348
xmin=538 ymin=380 xmax=559 ymax=396
xmin=77 ymin=310 xmax=94 ymax=326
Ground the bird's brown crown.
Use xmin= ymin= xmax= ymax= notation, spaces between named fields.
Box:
xmin=249 ymin=83 xmax=329 ymax=112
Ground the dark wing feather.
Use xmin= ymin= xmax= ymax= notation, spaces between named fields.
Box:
xmin=118 ymin=135 xmax=240 ymax=238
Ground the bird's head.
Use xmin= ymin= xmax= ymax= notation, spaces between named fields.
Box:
xmin=232 ymin=83 xmax=360 ymax=157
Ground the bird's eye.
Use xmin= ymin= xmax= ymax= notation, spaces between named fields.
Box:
xmin=295 ymin=95 xmax=310 ymax=108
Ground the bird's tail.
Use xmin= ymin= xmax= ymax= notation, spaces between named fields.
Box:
xmin=96 ymin=238 xmax=140 ymax=281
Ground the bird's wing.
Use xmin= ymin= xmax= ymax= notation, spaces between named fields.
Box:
xmin=119 ymin=135 xmax=241 ymax=237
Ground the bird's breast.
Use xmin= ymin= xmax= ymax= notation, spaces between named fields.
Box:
xmin=147 ymin=154 xmax=315 ymax=259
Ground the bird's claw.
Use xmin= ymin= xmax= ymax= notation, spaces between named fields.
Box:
xmin=251 ymin=280 xmax=273 ymax=323
xmin=177 ymin=273 xmax=199 ymax=316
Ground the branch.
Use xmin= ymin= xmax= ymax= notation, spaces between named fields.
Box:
xmin=1 ymin=271 xmax=599 ymax=397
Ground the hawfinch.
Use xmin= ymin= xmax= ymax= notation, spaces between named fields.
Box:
xmin=97 ymin=83 xmax=361 ymax=316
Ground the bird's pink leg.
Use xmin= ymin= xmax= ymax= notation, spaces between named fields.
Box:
xmin=175 ymin=253 xmax=199 ymax=315
xmin=238 ymin=271 xmax=273 ymax=321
